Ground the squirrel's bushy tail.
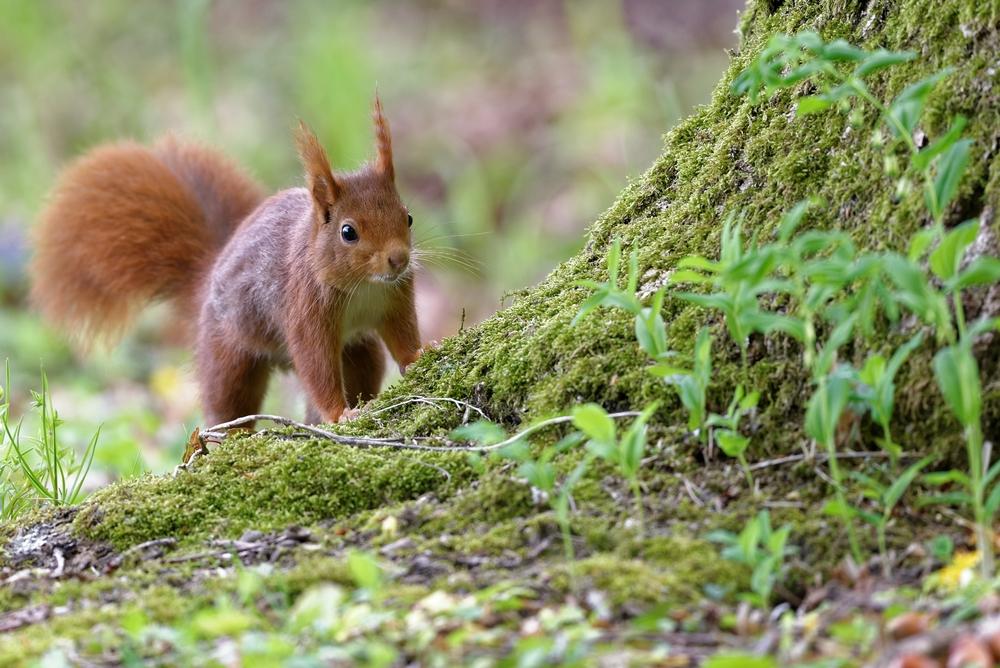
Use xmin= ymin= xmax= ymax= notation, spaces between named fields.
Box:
xmin=30 ymin=137 xmax=263 ymax=345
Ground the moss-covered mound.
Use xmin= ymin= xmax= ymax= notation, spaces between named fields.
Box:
xmin=3 ymin=0 xmax=999 ymax=664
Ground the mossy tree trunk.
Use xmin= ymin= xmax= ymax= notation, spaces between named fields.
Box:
xmin=391 ymin=0 xmax=1000 ymax=454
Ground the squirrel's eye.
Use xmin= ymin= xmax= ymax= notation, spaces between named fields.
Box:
xmin=407 ymin=213 xmax=413 ymax=228
xmin=341 ymin=224 xmax=358 ymax=243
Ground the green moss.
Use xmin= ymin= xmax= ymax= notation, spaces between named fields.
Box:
xmin=74 ymin=433 xmax=476 ymax=550
xmin=547 ymin=537 xmax=741 ymax=609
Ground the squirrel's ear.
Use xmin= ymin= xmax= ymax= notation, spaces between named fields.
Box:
xmin=295 ymin=121 xmax=340 ymax=216
xmin=373 ymin=94 xmax=394 ymax=182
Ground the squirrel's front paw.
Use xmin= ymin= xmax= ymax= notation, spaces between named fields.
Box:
xmin=399 ymin=341 xmax=439 ymax=374
xmin=337 ymin=407 xmax=361 ymax=423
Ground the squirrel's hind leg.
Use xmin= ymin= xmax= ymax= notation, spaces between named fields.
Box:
xmin=196 ymin=333 xmax=271 ymax=428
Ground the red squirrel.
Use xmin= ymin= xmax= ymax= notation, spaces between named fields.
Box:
xmin=30 ymin=98 xmax=422 ymax=425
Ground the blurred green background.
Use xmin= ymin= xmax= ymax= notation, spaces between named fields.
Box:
xmin=0 ymin=0 xmax=741 ymax=484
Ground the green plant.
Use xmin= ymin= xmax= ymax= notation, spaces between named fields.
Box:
xmin=572 ymin=402 xmax=658 ymax=533
xmin=496 ymin=433 xmax=590 ymax=567
xmin=803 ymin=318 xmax=864 ymax=564
xmin=848 ymin=456 xmax=932 ymax=577
xmin=734 ymin=32 xmax=968 ymax=237
xmin=855 ymin=333 xmax=924 ymax=464
xmin=671 ymin=210 xmax=810 ymax=369
xmin=649 ymin=326 xmax=712 ymax=441
xmin=0 ymin=362 xmax=100 ymax=513
xmin=734 ymin=32 xmax=1000 ymax=574
xmin=706 ymin=386 xmax=760 ymax=489
xmin=707 ymin=510 xmax=794 ymax=609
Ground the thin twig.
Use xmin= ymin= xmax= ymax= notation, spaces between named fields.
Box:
xmin=475 ymin=411 xmax=642 ymax=452
xmin=201 ymin=415 xmax=448 ymax=451
xmin=201 ymin=411 xmax=644 ymax=454
xmin=748 ymin=450 xmax=918 ymax=472
xmin=119 ymin=538 xmax=178 ymax=559
xmin=365 ymin=395 xmax=489 ymax=422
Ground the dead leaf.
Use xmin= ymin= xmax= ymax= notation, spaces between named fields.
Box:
xmin=947 ymin=634 xmax=992 ymax=668
xmin=888 ymin=612 xmax=934 ymax=640
xmin=182 ymin=427 xmax=208 ymax=464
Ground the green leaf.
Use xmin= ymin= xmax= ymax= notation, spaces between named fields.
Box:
xmin=949 ymin=257 xmax=1000 ymax=292
xmin=648 ymin=364 xmax=691 ymax=378
xmin=822 ymin=39 xmax=866 ymax=61
xmin=739 ymin=390 xmax=760 ymax=412
xmin=985 ymin=484 xmax=1000 ymax=519
xmin=716 ymin=430 xmax=749 ymax=458
xmin=806 ymin=373 xmax=851 ymax=445
xmin=916 ymin=492 xmax=972 ymax=507
xmin=677 ymin=255 xmax=720 ymax=273
xmin=854 ymin=49 xmax=915 ymax=77
xmin=621 ymin=404 xmax=658 ymax=477
xmin=585 ymin=438 xmax=617 ymax=461
xmin=923 ymin=469 xmax=971 ymax=487
xmin=886 ymin=70 xmax=951 ymax=139
xmin=626 ymin=249 xmax=640 ymax=294
xmin=635 ymin=309 xmax=668 ymax=358
xmin=607 ymin=239 xmax=622 ymax=286
xmin=451 ymin=420 xmax=507 ymax=445
xmin=571 ymin=289 xmax=608 ymax=326
xmin=347 ymin=550 xmax=382 ymax=592
xmin=816 ymin=316 xmax=857 ymax=377
xmin=883 ymin=456 xmax=933 ymax=511
xmin=519 ymin=460 xmax=555 ymax=492
xmin=572 ymin=403 xmax=616 ymax=446
xmin=885 ymin=332 xmax=925 ymax=381
xmin=777 ymin=198 xmax=819 ymax=242
xmin=677 ymin=292 xmax=732 ymax=313
xmin=930 ymin=220 xmax=978 ymax=281
xmin=927 ymin=139 xmax=972 ymax=221
xmin=913 ymin=115 xmax=967 ymax=171
xmin=495 ymin=439 xmax=531 ymax=463
xmin=907 ymin=227 xmax=939 ymax=261
xmin=669 ymin=269 xmax=711 ymax=284
xmin=796 ymin=96 xmax=832 ymax=116
xmin=933 ymin=344 xmax=981 ymax=427
xmin=822 ymin=498 xmax=854 ymax=518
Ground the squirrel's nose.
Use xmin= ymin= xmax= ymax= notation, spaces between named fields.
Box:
xmin=387 ymin=249 xmax=409 ymax=274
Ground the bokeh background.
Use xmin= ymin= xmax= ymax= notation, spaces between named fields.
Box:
xmin=0 ymin=0 xmax=742 ymax=483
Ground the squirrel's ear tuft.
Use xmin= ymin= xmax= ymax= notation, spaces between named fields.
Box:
xmin=295 ymin=120 xmax=340 ymax=213
xmin=373 ymin=94 xmax=394 ymax=182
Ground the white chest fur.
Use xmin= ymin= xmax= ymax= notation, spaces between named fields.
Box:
xmin=340 ymin=282 xmax=393 ymax=342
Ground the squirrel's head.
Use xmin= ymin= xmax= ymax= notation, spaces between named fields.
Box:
xmin=296 ymin=96 xmax=411 ymax=289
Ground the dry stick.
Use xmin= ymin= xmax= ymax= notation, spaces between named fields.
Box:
xmin=365 ymin=395 xmax=489 ymax=421
xmin=748 ymin=450 xmax=918 ymax=472
xmin=477 ymin=411 xmax=641 ymax=452
xmin=201 ymin=415 xmax=447 ymax=451
xmin=201 ymin=411 xmax=644 ymax=454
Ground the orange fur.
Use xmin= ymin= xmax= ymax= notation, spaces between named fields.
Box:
xmin=373 ymin=94 xmax=394 ymax=181
xmin=32 ymin=100 xmax=421 ymax=425
xmin=31 ymin=138 xmax=263 ymax=344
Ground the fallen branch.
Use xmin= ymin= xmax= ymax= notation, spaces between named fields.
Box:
xmin=198 ymin=410 xmax=644 ymax=454
xmin=749 ymin=450 xmax=919 ymax=471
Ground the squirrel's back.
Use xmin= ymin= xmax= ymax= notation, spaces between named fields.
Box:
xmin=30 ymin=137 xmax=263 ymax=345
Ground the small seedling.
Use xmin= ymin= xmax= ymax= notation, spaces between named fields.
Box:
xmin=649 ymin=326 xmax=712 ymax=442
xmin=495 ymin=433 xmax=589 ymax=568
xmin=847 ymin=456 xmax=932 ymax=577
xmin=572 ymin=402 xmax=659 ymax=533
xmin=707 ymin=510 xmax=794 ymax=609
xmin=706 ymin=385 xmax=760 ymax=489
xmin=856 ymin=333 xmax=924 ymax=464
